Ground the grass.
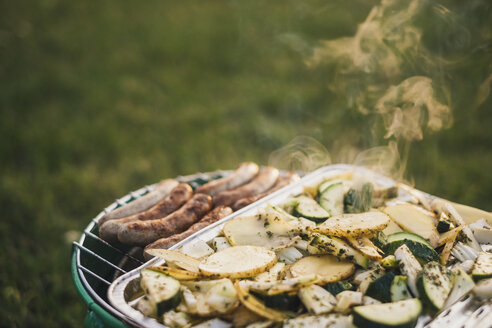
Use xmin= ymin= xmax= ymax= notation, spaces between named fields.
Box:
xmin=0 ymin=1 xmax=491 ymax=327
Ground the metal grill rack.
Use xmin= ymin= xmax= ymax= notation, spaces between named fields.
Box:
xmin=71 ymin=170 xmax=230 ymax=326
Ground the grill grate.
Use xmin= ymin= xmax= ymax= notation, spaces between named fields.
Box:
xmin=72 ymin=171 xmax=230 ymax=324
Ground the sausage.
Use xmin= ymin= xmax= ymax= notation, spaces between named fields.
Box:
xmin=98 ymin=179 xmax=179 ymax=226
xmin=144 ymin=206 xmax=233 ymax=252
xmin=212 ymin=167 xmax=279 ymax=207
xmin=99 ymin=183 xmax=193 ymax=243
xmin=232 ymin=172 xmax=300 ymax=210
xmin=118 ymin=193 xmax=213 ymax=246
xmin=195 ymin=162 xmax=259 ymax=196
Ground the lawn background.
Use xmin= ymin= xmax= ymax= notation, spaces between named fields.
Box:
xmin=1 ymin=1 xmax=491 ymax=327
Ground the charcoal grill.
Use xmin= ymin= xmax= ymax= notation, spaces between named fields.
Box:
xmin=71 ymin=165 xmax=492 ymax=328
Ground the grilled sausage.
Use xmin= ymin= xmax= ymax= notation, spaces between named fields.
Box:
xmin=212 ymin=167 xmax=279 ymax=207
xmin=99 ymin=183 xmax=193 ymax=243
xmin=195 ymin=162 xmax=259 ymax=196
xmin=144 ymin=206 xmax=233 ymax=252
xmin=118 ymin=193 xmax=213 ymax=246
xmin=98 ymin=179 xmax=179 ymax=226
xmin=232 ymin=172 xmax=300 ymax=210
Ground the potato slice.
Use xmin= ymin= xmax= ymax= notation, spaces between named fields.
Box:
xmin=145 ymin=249 xmax=201 ymax=273
xmin=199 ymin=246 xmax=277 ymax=279
xmin=223 ymin=215 xmax=299 ymax=251
xmin=290 ymin=255 xmax=355 ymax=283
xmin=309 ymin=212 xmax=390 ymax=238
xmin=346 ymin=237 xmax=383 ymax=261
xmin=382 ymin=204 xmax=439 ymax=247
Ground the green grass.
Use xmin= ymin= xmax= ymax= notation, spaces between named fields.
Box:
xmin=0 ymin=1 xmax=491 ymax=327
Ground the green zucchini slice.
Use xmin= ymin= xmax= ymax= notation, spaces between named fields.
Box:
xmin=294 ymin=196 xmax=330 ymax=223
xmin=365 ymin=272 xmax=396 ymax=303
xmin=352 ymin=299 xmax=422 ymax=328
xmin=318 ymin=182 xmax=344 ymax=217
xmin=140 ymin=269 xmax=181 ymax=316
xmin=417 ymin=261 xmax=453 ymax=312
xmin=472 ymin=252 xmax=492 ymax=282
xmin=384 ymin=232 xmax=440 ymax=264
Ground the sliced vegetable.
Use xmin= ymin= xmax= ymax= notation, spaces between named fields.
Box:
xmin=384 ymin=232 xmax=440 ymax=264
xmin=355 ymin=267 xmax=385 ymax=294
xmin=417 ymin=261 xmax=453 ymax=312
xmin=283 ymin=313 xmax=353 ymax=328
xmin=437 ymin=213 xmax=453 ymax=233
xmin=381 ymin=255 xmax=398 ymax=269
xmin=276 ymin=247 xmax=303 ymax=265
xmin=382 ymin=204 xmax=439 ymax=248
xmin=391 ymin=276 xmax=412 ymax=302
xmin=298 ymin=284 xmax=337 ymax=314
xmin=245 ymin=275 xmax=318 ymax=295
xmin=365 ymin=272 xmax=395 ymax=302
xmin=438 ymin=226 xmax=462 ymax=247
xmin=250 ymin=290 xmax=300 ymax=311
xmin=179 ymin=240 xmax=214 ymax=259
xmin=145 ymin=249 xmax=201 ymax=273
xmin=294 ymin=196 xmax=330 ymax=223
xmin=322 ymin=281 xmax=354 ymax=296
xmin=234 ymin=281 xmax=287 ymax=322
xmin=140 ymin=269 xmax=181 ymax=316
xmin=191 ymin=318 xmax=232 ymax=328
xmin=394 ymin=245 xmax=423 ymax=297
xmin=181 ymin=279 xmax=239 ymax=316
xmin=471 ymin=252 xmax=492 ymax=281
xmin=223 ymin=215 xmax=298 ymax=251
xmin=134 ymin=296 xmax=156 ymax=318
xmin=352 ymin=299 xmax=422 ymax=328
xmin=344 ymin=182 xmax=374 ymax=213
xmin=318 ymin=182 xmax=344 ymax=217
xmin=211 ymin=236 xmax=231 ymax=252
xmin=473 ymin=278 xmax=492 ymax=298
xmin=307 ymin=233 xmax=369 ymax=268
xmin=309 ymin=211 xmax=390 ymax=238
xmin=162 ymin=310 xmax=194 ymax=328
xmin=444 ymin=268 xmax=474 ymax=308
xmin=199 ymin=246 xmax=277 ymax=279
xmin=148 ymin=266 xmax=202 ymax=280
xmin=334 ymin=290 xmax=362 ymax=313
xmin=382 ymin=219 xmax=404 ymax=235
xmin=290 ymin=255 xmax=355 ymax=283
xmin=254 ymin=262 xmax=285 ymax=282
xmin=469 ymin=220 xmax=492 ymax=244
xmin=451 ymin=242 xmax=479 ymax=262
xmin=346 ymin=237 xmax=383 ymax=261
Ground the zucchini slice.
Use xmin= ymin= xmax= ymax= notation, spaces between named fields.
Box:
xmin=307 ymin=233 xmax=369 ymax=268
xmin=294 ymin=196 xmax=330 ymax=223
xmin=322 ymin=281 xmax=354 ymax=296
xmin=144 ymin=249 xmax=201 ymax=273
xmin=199 ymin=246 xmax=277 ymax=279
xmin=140 ymin=269 xmax=181 ymax=316
xmin=298 ymin=284 xmax=337 ymax=314
xmin=444 ymin=267 xmax=474 ymax=308
xmin=381 ymin=255 xmax=398 ymax=269
xmin=383 ymin=232 xmax=440 ymax=264
xmin=417 ymin=261 xmax=453 ymax=312
xmin=394 ymin=245 xmax=422 ymax=297
xmin=250 ymin=290 xmax=300 ymax=311
xmin=390 ymin=275 xmax=412 ymax=302
xmin=290 ymin=255 xmax=355 ymax=283
xmin=318 ymin=182 xmax=344 ymax=217
xmin=344 ymin=182 xmax=374 ymax=214
xmin=471 ymin=252 xmax=492 ymax=281
xmin=309 ymin=211 xmax=390 ymax=238
xmin=223 ymin=215 xmax=298 ymax=251
xmin=365 ymin=272 xmax=395 ymax=302
xmin=381 ymin=204 xmax=439 ymax=248
xmin=352 ymin=299 xmax=422 ymax=328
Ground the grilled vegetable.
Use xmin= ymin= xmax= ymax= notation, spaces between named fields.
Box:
xmin=245 ymin=275 xmax=318 ymax=295
xmin=471 ymin=252 xmax=492 ymax=281
xmin=344 ymin=182 xmax=374 ymax=213
xmin=417 ymin=262 xmax=453 ymax=312
xmin=223 ymin=215 xmax=298 ymax=251
xmin=438 ymin=226 xmax=462 ymax=246
xmin=383 ymin=232 xmax=440 ymax=264
xmin=444 ymin=268 xmax=474 ymax=308
xmin=322 ymin=281 xmax=354 ymax=296
xmin=354 ymin=266 xmax=385 ymax=294
xmin=352 ymin=299 xmax=422 ymax=328
xmin=318 ymin=182 xmax=344 ymax=217
xmin=334 ymin=290 xmax=362 ymax=313
xmin=276 ymin=247 xmax=303 ymax=265
xmin=298 ymin=284 xmax=337 ymax=314
xmin=381 ymin=255 xmax=398 ymax=269
xmin=451 ymin=242 xmax=479 ymax=262
xmin=394 ymin=245 xmax=423 ymax=297
xmin=309 ymin=212 xmax=390 ymax=238
xmin=162 ymin=310 xmax=194 ymax=328
xmin=346 ymin=237 xmax=383 ymax=261
xmin=180 ymin=279 xmax=239 ymax=316
xmin=294 ymin=196 xmax=330 ymax=223
xmin=437 ymin=214 xmax=453 ymax=233
xmin=250 ymin=290 xmax=300 ymax=311
xmin=254 ymin=263 xmax=285 ymax=282
xmin=290 ymin=255 xmax=355 ymax=283
xmin=365 ymin=272 xmax=395 ymax=302
xmin=382 ymin=204 xmax=439 ymax=248
xmin=145 ymin=249 xmax=201 ymax=273
xmin=307 ymin=233 xmax=369 ymax=268
xmin=178 ymin=240 xmax=214 ymax=259
xmin=391 ymin=275 xmax=412 ymax=302
xmin=192 ymin=318 xmax=232 ymax=328
xmin=211 ymin=236 xmax=232 ymax=252
xmin=199 ymin=246 xmax=277 ymax=279
xmin=469 ymin=219 xmax=492 ymax=244
xmin=234 ymin=281 xmax=287 ymax=322
xmin=140 ymin=269 xmax=181 ymax=316
xmin=148 ymin=266 xmax=202 ymax=280
xmin=473 ymin=278 xmax=492 ymax=298
xmin=283 ymin=313 xmax=353 ymax=328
